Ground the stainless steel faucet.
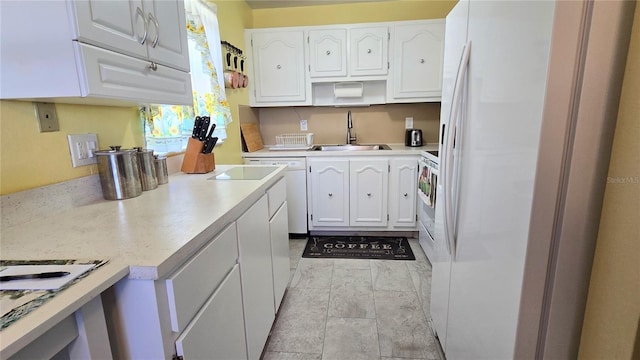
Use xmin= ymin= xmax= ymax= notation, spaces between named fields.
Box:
xmin=346 ymin=111 xmax=357 ymax=144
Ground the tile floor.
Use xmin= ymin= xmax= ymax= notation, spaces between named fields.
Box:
xmin=262 ymin=238 xmax=441 ymax=360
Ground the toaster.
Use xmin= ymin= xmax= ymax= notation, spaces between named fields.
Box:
xmin=405 ymin=129 xmax=423 ymax=147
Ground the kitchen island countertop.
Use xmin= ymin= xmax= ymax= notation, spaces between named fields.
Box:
xmin=0 ymin=164 xmax=287 ymax=357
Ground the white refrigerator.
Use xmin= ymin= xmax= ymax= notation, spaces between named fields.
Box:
xmin=430 ymin=0 xmax=635 ymax=359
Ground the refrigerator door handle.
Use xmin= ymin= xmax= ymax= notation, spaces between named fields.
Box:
xmin=442 ymin=41 xmax=471 ymax=258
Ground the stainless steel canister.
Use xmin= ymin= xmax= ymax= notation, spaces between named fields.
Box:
xmin=95 ymin=146 xmax=142 ymax=200
xmin=154 ymin=155 xmax=169 ymax=185
xmin=133 ymin=147 xmax=158 ymax=191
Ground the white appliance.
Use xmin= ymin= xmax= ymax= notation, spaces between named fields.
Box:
xmin=417 ymin=151 xmax=438 ymax=262
xmin=430 ymin=1 xmax=634 ymax=359
xmin=244 ymin=157 xmax=307 ymax=234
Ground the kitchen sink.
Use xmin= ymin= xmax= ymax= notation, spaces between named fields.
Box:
xmin=309 ymin=144 xmax=391 ymax=151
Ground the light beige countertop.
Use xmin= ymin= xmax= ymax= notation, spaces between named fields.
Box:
xmin=0 ymin=164 xmax=286 ymax=356
xmin=242 ymin=143 xmax=439 ymax=158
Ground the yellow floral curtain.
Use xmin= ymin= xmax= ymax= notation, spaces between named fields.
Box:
xmin=141 ymin=1 xmax=231 ymax=153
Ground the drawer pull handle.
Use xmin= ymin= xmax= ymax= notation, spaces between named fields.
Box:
xmin=420 ymin=59 xmax=425 ymax=64
xmin=328 ymin=193 xmax=333 ymax=197
xmin=277 ymin=65 xmax=282 ymax=69
xmin=367 ymin=193 xmax=372 ymax=197
xmin=367 ymin=49 xmax=372 ymax=54
xmin=326 ymin=50 xmax=331 ymax=55
xmin=149 ymin=62 xmax=158 ymax=71
xmin=404 ymin=193 xmax=408 ymax=197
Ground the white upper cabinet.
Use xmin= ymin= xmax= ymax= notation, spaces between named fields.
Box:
xmin=388 ymin=20 xmax=445 ymax=102
xmin=308 ymin=26 xmax=387 ymax=80
xmin=308 ymin=29 xmax=348 ymax=78
xmin=245 ymin=19 xmax=444 ymax=106
xmin=72 ymin=0 xmax=189 ymax=71
xmin=0 ymin=0 xmax=191 ymax=106
xmin=143 ymin=0 xmax=190 ymax=71
xmin=71 ymin=0 xmax=148 ymax=60
xmin=349 ymin=26 xmax=389 ymax=77
xmin=248 ymin=30 xmax=311 ymax=106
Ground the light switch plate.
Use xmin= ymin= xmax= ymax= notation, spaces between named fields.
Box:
xmin=405 ymin=117 xmax=414 ymax=129
xmin=300 ymin=119 xmax=308 ymax=131
xmin=68 ymin=134 xmax=99 ymax=167
xmin=34 ymin=102 xmax=59 ymax=132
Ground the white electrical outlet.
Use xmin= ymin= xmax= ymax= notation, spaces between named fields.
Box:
xmin=300 ymin=119 xmax=308 ymax=131
xmin=68 ymin=133 xmax=99 ymax=167
xmin=405 ymin=117 xmax=414 ymax=129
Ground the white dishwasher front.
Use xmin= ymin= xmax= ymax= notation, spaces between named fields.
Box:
xmin=244 ymin=157 xmax=307 ymax=234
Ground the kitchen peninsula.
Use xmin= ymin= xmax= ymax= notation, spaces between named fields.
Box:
xmin=0 ymin=165 xmax=287 ymax=359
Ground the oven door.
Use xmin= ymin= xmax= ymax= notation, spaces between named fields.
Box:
xmin=417 ymin=158 xmax=438 ymax=262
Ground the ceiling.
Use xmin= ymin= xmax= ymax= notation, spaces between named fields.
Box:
xmin=245 ymin=0 xmax=387 ymax=10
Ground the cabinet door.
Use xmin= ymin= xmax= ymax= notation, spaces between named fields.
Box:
xmin=175 ymin=266 xmax=248 ymax=360
xmin=71 ymin=0 xmax=148 ymax=60
xmin=251 ymin=31 xmax=307 ymax=103
xmin=75 ymin=42 xmax=193 ymax=105
xmin=309 ymin=29 xmax=347 ymax=78
xmin=389 ymin=157 xmax=418 ymax=227
xmin=350 ymin=159 xmax=389 ymax=227
xmin=310 ymin=159 xmax=350 ymax=227
xmin=349 ymin=26 xmax=388 ymax=76
xmin=270 ymin=202 xmax=290 ymax=313
xmin=143 ymin=0 xmax=190 ymax=71
xmin=390 ymin=21 xmax=445 ymax=101
xmin=236 ymin=195 xmax=275 ymax=360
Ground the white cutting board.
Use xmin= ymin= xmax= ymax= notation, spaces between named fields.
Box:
xmin=0 ymin=264 xmax=94 ymax=291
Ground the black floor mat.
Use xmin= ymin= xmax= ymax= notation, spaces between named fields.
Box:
xmin=302 ymin=236 xmax=415 ymax=260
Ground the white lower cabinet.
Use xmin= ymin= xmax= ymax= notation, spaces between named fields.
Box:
xmin=270 ymin=201 xmax=290 ymax=313
xmin=309 ymin=158 xmax=387 ymax=229
xmin=105 ymin=177 xmax=289 ymax=360
xmin=175 ymin=266 xmax=247 ymax=360
xmin=309 ymin=159 xmax=350 ymax=227
xmin=350 ymin=158 xmax=389 ymax=227
xmin=389 ymin=157 xmax=418 ymax=227
xmin=308 ymin=156 xmax=418 ymax=231
xmin=236 ymin=195 xmax=275 ymax=360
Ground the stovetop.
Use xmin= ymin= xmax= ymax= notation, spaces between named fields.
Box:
xmin=208 ymin=166 xmax=279 ymax=180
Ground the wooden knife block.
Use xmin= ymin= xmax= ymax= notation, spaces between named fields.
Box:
xmin=181 ymin=137 xmax=215 ymax=174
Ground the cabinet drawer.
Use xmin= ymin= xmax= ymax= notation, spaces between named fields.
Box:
xmin=74 ymin=42 xmax=192 ymax=105
xmin=175 ymin=265 xmax=247 ymax=360
xmin=166 ymin=223 xmax=238 ymax=332
xmin=267 ymin=177 xmax=287 ymax=219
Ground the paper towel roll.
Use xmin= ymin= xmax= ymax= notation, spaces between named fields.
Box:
xmin=334 ymin=82 xmax=364 ymax=98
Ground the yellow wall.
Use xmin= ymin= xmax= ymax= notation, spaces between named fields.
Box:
xmin=251 ymin=0 xmax=456 ymax=27
xmin=0 ymin=101 xmax=142 ymax=195
xmin=578 ymin=2 xmax=640 ymax=359
xmin=213 ymin=0 xmax=253 ymax=165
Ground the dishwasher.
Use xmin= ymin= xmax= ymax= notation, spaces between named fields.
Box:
xmin=244 ymin=157 xmax=307 ymax=235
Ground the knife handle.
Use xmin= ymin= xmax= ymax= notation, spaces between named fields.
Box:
xmin=192 ymin=116 xmax=202 ymax=138
xmin=199 ymin=117 xmax=210 ymax=141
